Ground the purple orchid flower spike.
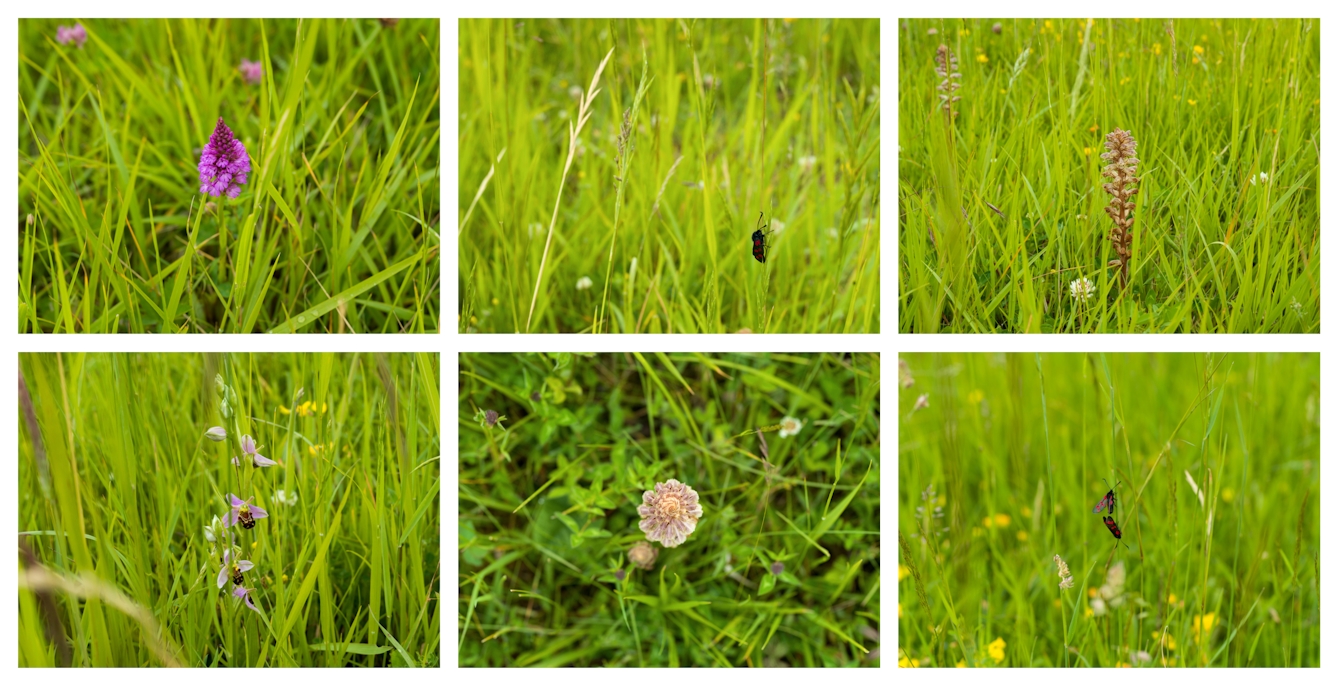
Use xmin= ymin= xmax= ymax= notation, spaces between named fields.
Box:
xmin=232 ymin=584 xmax=260 ymax=613
xmin=198 ymin=117 xmax=250 ymax=198
xmin=233 ymin=434 xmax=277 ymax=468
xmin=225 ymin=493 xmax=269 ymax=530
xmin=216 ymin=549 xmax=254 ymax=589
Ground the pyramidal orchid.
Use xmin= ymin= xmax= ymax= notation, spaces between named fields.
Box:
xmin=225 ymin=494 xmax=268 ymax=530
xmin=216 ymin=549 xmax=254 ymax=589
xmin=198 ymin=117 xmax=250 ymax=199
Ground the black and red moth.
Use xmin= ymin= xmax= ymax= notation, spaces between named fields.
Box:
xmin=1092 ymin=478 xmax=1122 ymax=515
xmin=751 ymin=212 xmax=773 ymax=263
xmin=1103 ymin=515 xmax=1130 ymax=550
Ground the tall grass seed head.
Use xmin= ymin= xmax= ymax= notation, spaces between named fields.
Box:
xmin=637 ymin=479 xmax=703 ymax=548
xmin=226 ymin=494 xmax=269 ymax=530
xmin=198 ymin=117 xmax=251 ymax=199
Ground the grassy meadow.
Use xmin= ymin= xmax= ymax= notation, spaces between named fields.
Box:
xmin=18 ymin=352 xmax=441 ymax=666
xmin=898 ymin=19 xmax=1319 ymax=333
xmin=459 ymin=353 xmax=881 ymax=666
xmin=459 ymin=19 xmax=880 ymax=333
xmin=19 ymin=19 xmax=440 ymax=333
xmin=897 ymin=353 xmax=1320 ymax=666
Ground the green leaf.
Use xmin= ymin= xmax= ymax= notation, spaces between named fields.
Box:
xmin=758 ymin=573 xmax=777 ymax=595
xmin=306 ymin=643 xmax=390 ymax=655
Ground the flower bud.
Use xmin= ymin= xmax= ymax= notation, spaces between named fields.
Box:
xmin=205 ymin=426 xmax=227 ymax=442
xmin=215 ymin=374 xmax=228 ymax=398
xmin=219 ymin=397 xmax=231 ymax=419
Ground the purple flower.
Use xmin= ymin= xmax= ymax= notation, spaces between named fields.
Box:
xmin=56 ymin=24 xmax=87 ymax=48
xmin=225 ymin=493 xmax=268 ymax=530
xmin=637 ymin=479 xmax=703 ymax=548
xmin=231 ymin=434 xmax=277 ymax=467
xmin=239 ymin=59 xmax=263 ymax=84
xmin=216 ymin=549 xmax=254 ymax=589
xmin=232 ymin=584 xmax=260 ymax=613
xmin=198 ymin=117 xmax=250 ymax=199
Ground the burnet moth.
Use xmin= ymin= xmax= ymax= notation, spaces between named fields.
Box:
xmin=750 ymin=212 xmax=773 ymax=263
xmin=1092 ymin=478 xmax=1122 ymax=515
xmin=1102 ymin=515 xmax=1130 ymax=551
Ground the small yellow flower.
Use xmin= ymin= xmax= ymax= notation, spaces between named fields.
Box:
xmin=1194 ymin=45 xmax=1205 ymax=55
xmin=1084 ymin=147 xmax=1094 ymax=156
xmin=967 ymin=389 xmax=985 ymax=404
xmin=994 ymin=514 xmax=1011 ymax=527
xmin=1085 ymin=607 xmax=1094 ymax=618
xmin=1016 ymin=531 xmax=1028 ymax=541
xmin=898 ymin=603 xmax=903 ymax=617
xmin=1020 ymin=506 xmax=1032 ymax=518
xmin=1115 ymin=662 xmax=1131 ymax=668
xmin=1052 ymin=599 xmax=1062 ymax=608
xmin=976 ymin=53 xmax=989 ymax=63
xmin=1120 ymin=76 xmax=1132 ymax=85
xmin=1089 ymin=124 xmax=1099 ymax=133
xmin=956 ymin=660 xmax=966 ymax=668
xmin=1192 ymin=56 xmax=1200 ymax=65
xmin=1088 ymin=587 xmax=1098 ymax=598
xmin=1044 ymin=20 xmax=1053 ymax=29
xmin=281 ymin=574 xmax=289 ymax=583
xmin=1222 ymin=488 xmax=1235 ymax=503
xmin=1134 ymin=18 xmax=1141 ymax=23
xmin=960 ymin=29 xmax=970 ymax=36
xmin=1153 ymin=43 xmax=1162 ymax=56
xmin=988 ymin=637 xmax=1006 ymax=664
xmin=1168 ymin=593 xmax=1178 ymax=604
xmin=1188 ymin=99 xmax=1197 ymax=106
xmin=1000 ymin=89 xmax=1007 ymax=94
xmin=899 ymin=565 xmax=910 ymax=581
xmin=982 ymin=516 xmax=994 ymax=528
xmin=898 ymin=655 xmax=921 ymax=668
xmin=936 ymin=495 xmax=946 ymax=507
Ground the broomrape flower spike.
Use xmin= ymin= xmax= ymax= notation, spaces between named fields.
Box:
xmin=226 ymin=494 xmax=269 ymax=530
xmin=1101 ymin=128 xmax=1141 ymax=289
xmin=216 ymin=549 xmax=254 ymax=589
xmin=638 ymin=479 xmax=703 ymax=548
xmin=198 ymin=117 xmax=251 ymax=199
xmin=934 ymin=44 xmax=962 ymax=118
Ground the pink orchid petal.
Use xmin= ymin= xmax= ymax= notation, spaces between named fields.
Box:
xmin=229 ymin=494 xmax=245 ymax=507
xmin=216 ymin=566 xmax=228 ymax=589
xmin=237 ymin=560 xmax=254 ymax=572
xmin=249 ymin=503 xmax=269 ymax=519
xmin=253 ymin=453 xmax=277 ymax=467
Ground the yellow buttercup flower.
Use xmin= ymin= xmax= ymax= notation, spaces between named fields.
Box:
xmin=976 ymin=54 xmax=989 ymax=63
xmin=899 ymin=565 xmax=910 ymax=581
xmin=988 ymin=637 xmax=1006 ymax=664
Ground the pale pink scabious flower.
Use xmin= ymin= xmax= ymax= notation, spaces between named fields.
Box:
xmin=637 ymin=479 xmax=703 ymax=548
xmin=628 ymin=541 xmax=658 ymax=570
xmin=239 ymin=59 xmax=263 ymax=84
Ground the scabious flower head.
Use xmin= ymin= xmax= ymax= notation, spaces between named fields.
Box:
xmin=637 ymin=479 xmax=703 ymax=548
xmin=778 ymin=416 xmax=803 ymax=438
xmin=232 ymin=434 xmax=277 ymax=467
xmin=226 ymin=494 xmax=269 ymax=529
xmin=238 ymin=59 xmax=263 ymax=84
xmin=628 ymin=541 xmax=658 ymax=570
xmin=56 ymin=24 xmax=87 ymax=48
xmin=205 ymin=426 xmax=227 ymax=442
xmin=216 ymin=549 xmax=254 ymax=589
xmin=198 ymin=117 xmax=250 ymax=199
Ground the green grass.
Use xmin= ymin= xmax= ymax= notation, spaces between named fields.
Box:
xmin=458 ymin=353 xmax=881 ymax=666
xmin=19 ymin=19 xmax=440 ymax=333
xmin=458 ymin=19 xmax=880 ymax=333
xmin=897 ymin=353 xmax=1319 ymax=667
xmin=18 ymin=352 xmax=441 ymax=666
xmin=898 ymin=18 xmax=1319 ymax=332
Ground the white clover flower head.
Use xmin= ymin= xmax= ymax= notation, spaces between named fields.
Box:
xmin=1251 ymin=171 xmax=1270 ymax=186
xmin=637 ymin=479 xmax=703 ymax=548
xmin=778 ymin=416 xmax=803 ymax=438
xmin=1070 ymin=277 xmax=1096 ymax=302
xmin=575 ymin=276 xmax=593 ymax=291
xmin=798 ymin=155 xmax=818 ymax=171
xmin=274 ymin=490 xmax=298 ymax=507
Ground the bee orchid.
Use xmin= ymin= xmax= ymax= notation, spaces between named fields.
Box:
xmin=216 ymin=549 xmax=254 ymax=589
xmin=225 ymin=494 xmax=269 ymax=530
xmin=232 ymin=584 xmax=260 ymax=613
xmin=231 ymin=434 xmax=277 ymax=468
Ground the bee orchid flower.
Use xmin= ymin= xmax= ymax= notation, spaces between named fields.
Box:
xmin=232 ymin=583 xmax=260 ymax=613
xmin=225 ymin=494 xmax=269 ymax=530
xmin=231 ymin=434 xmax=278 ymax=468
xmin=216 ymin=550 xmax=254 ymax=589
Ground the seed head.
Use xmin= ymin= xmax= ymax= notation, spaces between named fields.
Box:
xmin=628 ymin=541 xmax=658 ymax=570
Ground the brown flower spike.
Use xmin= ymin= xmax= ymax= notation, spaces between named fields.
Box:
xmin=1101 ymin=128 xmax=1140 ymax=289
xmin=637 ymin=479 xmax=703 ymax=548
xmin=934 ymin=44 xmax=961 ymax=118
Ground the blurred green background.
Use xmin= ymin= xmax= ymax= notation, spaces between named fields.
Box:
xmin=459 ymin=353 xmax=881 ymax=666
xmin=897 ymin=353 xmax=1319 ymax=666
